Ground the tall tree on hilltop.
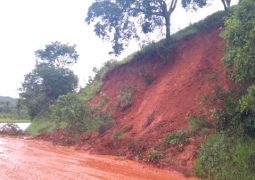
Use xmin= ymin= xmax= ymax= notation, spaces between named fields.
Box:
xmin=86 ymin=0 xmax=178 ymax=55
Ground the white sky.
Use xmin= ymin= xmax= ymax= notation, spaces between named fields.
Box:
xmin=0 ymin=0 xmax=238 ymax=98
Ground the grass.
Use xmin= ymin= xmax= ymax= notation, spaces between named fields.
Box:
xmin=147 ymin=148 xmax=163 ymax=164
xmin=0 ymin=119 xmax=30 ymax=123
xmin=25 ymin=118 xmax=67 ymax=136
xmin=118 ymin=84 xmax=135 ymax=111
xmin=195 ymin=132 xmax=255 ymax=179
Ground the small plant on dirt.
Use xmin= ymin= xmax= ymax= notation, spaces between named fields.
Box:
xmin=164 ymin=130 xmax=189 ymax=148
xmin=147 ymin=148 xmax=163 ymax=164
xmin=187 ymin=114 xmax=209 ymax=133
xmin=144 ymin=111 xmax=156 ymax=128
xmin=128 ymin=140 xmax=147 ymax=160
xmin=143 ymin=74 xmax=155 ymax=85
xmin=120 ymin=124 xmax=132 ymax=133
xmin=118 ymin=84 xmax=135 ymax=111
xmin=112 ymin=130 xmax=123 ymax=140
xmin=116 ymin=149 xmax=126 ymax=156
xmin=200 ymin=94 xmax=209 ymax=106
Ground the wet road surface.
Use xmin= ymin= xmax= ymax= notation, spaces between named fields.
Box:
xmin=0 ymin=137 xmax=198 ymax=180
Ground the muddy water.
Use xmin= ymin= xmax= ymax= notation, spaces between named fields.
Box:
xmin=0 ymin=137 xmax=198 ymax=180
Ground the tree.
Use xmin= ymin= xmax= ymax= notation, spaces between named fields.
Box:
xmin=20 ymin=42 xmax=79 ymax=118
xmin=182 ymin=0 xmax=232 ymax=11
xmin=86 ymin=0 xmax=178 ymax=55
xmin=221 ymin=0 xmax=231 ymax=11
xmin=35 ymin=41 xmax=79 ymax=68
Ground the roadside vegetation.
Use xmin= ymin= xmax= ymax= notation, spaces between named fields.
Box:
xmin=194 ymin=0 xmax=255 ymax=179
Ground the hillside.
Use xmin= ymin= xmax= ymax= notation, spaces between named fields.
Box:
xmin=0 ymin=96 xmax=16 ymax=107
xmin=84 ymin=24 xmax=230 ymax=173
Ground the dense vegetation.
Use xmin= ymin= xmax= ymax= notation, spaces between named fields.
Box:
xmin=195 ymin=0 xmax=255 ymax=179
xmin=20 ymin=42 xmax=78 ymax=118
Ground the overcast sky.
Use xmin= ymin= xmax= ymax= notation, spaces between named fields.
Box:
xmin=0 ymin=0 xmax=238 ymax=98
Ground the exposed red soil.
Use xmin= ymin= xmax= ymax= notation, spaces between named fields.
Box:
xmin=38 ymin=25 xmax=231 ymax=175
xmin=89 ymin=25 xmax=231 ymax=172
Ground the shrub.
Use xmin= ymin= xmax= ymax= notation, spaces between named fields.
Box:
xmin=128 ymin=140 xmax=147 ymax=160
xmin=112 ymin=130 xmax=122 ymax=140
xmin=195 ymin=133 xmax=255 ymax=179
xmin=118 ymin=84 xmax=135 ymax=111
xmin=164 ymin=130 xmax=189 ymax=148
xmin=51 ymin=93 xmax=88 ymax=132
xmin=187 ymin=114 xmax=209 ymax=132
xmin=222 ymin=0 xmax=255 ymax=84
xmin=143 ymin=74 xmax=155 ymax=85
xmin=148 ymin=148 xmax=163 ymax=164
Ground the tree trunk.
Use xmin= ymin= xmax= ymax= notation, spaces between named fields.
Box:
xmin=165 ymin=15 xmax=171 ymax=43
xmin=221 ymin=0 xmax=231 ymax=11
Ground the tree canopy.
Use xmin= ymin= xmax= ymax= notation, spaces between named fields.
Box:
xmin=20 ymin=42 xmax=79 ymax=118
xmin=182 ymin=0 xmax=232 ymax=11
xmin=86 ymin=0 xmax=178 ymax=55
xmin=35 ymin=41 xmax=79 ymax=68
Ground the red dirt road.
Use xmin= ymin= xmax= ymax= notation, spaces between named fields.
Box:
xmin=0 ymin=137 xmax=198 ymax=180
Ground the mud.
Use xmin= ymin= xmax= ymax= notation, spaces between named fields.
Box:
xmin=0 ymin=137 xmax=198 ymax=180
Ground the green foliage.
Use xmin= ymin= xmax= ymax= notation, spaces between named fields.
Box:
xmin=222 ymin=0 xmax=255 ymax=84
xmin=78 ymin=60 xmax=118 ymax=101
xmin=181 ymin=0 xmax=207 ymax=8
xmin=240 ymin=85 xmax=255 ymax=113
xmin=111 ymin=125 xmax=131 ymax=140
xmin=51 ymin=93 xmax=114 ymax=133
xmin=25 ymin=118 xmax=62 ymax=136
xmin=128 ymin=140 xmax=147 ymax=160
xmin=118 ymin=84 xmax=135 ymax=111
xmin=164 ymin=130 xmax=189 ymax=148
xmin=20 ymin=42 xmax=79 ymax=118
xmin=51 ymin=94 xmax=87 ymax=132
xmin=35 ymin=41 xmax=78 ymax=68
xmin=143 ymin=74 xmax=155 ymax=85
xmin=86 ymin=0 xmax=178 ymax=55
xmin=195 ymin=133 xmax=255 ymax=179
xmin=112 ymin=130 xmax=123 ymax=140
xmin=187 ymin=114 xmax=209 ymax=132
xmin=148 ymin=148 xmax=163 ymax=164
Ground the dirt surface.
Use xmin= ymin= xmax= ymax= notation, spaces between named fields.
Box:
xmin=0 ymin=137 xmax=198 ymax=180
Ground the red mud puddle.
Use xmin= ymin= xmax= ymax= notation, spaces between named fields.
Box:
xmin=0 ymin=137 xmax=198 ymax=180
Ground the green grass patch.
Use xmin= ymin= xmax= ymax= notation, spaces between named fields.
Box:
xmin=25 ymin=118 xmax=66 ymax=136
xmin=0 ymin=119 xmax=30 ymax=123
xmin=164 ymin=130 xmax=189 ymax=148
xmin=195 ymin=132 xmax=255 ymax=179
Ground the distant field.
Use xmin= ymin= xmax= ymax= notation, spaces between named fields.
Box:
xmin=0 ymin=119 xmax=31 ymax=123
